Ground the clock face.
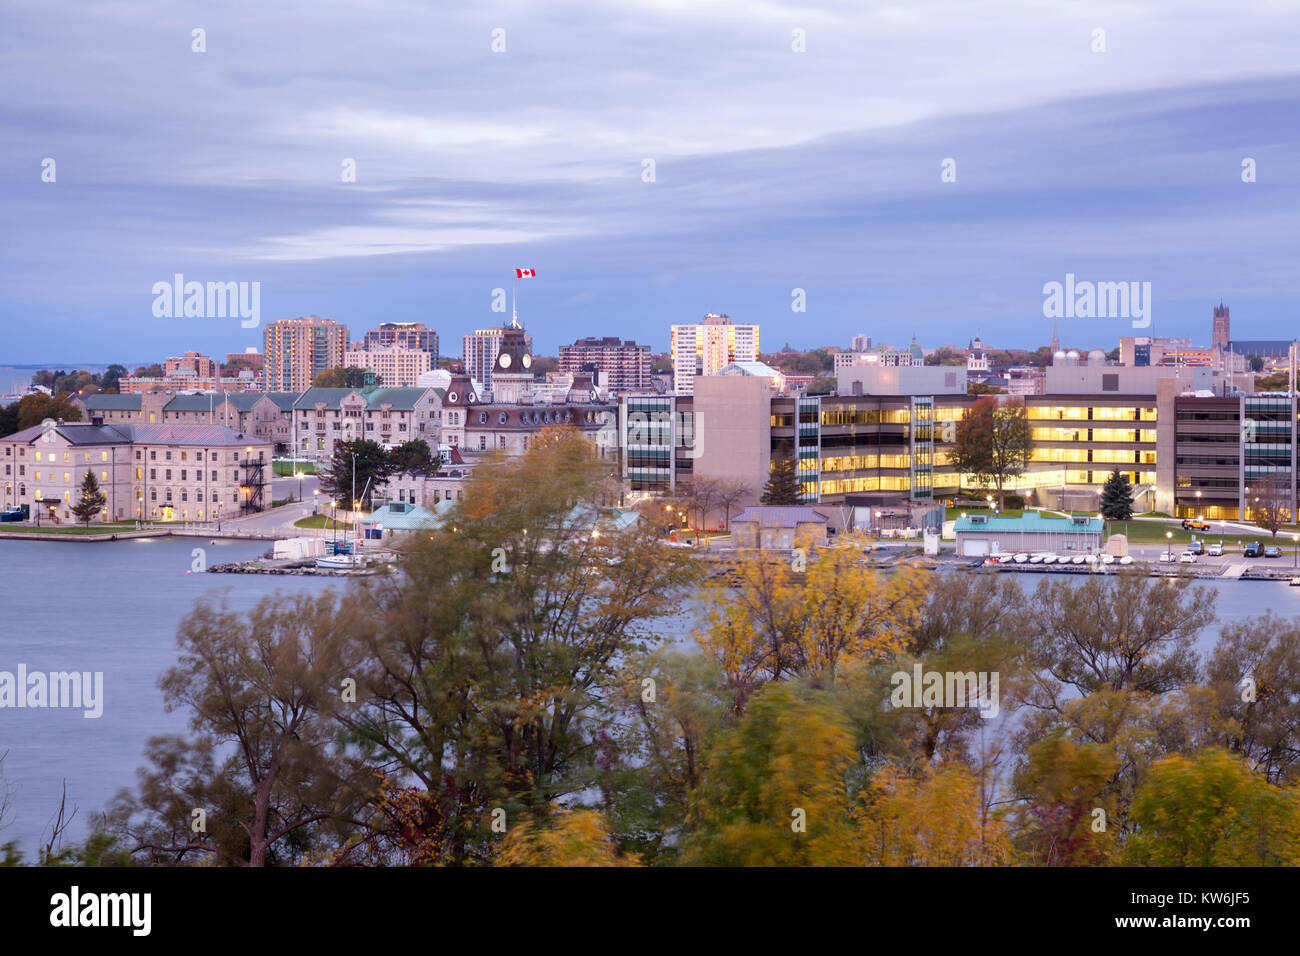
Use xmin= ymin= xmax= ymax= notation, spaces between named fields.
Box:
xmin=499 ymin=353 xmax=512 ymax=369
xmin=521 ymin=354 xmax=532 ymax=369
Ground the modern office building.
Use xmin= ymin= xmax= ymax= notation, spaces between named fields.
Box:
xmin=670 ymin=314 xmax=759 ymax=395
xmin=263 ymin=316 xmax=349 ymax=392
xmin=558 ymin=337 xmax=652 ymax=392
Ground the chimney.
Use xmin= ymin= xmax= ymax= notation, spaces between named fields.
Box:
xmin=91 ymin=413 xmax=104 ymax=427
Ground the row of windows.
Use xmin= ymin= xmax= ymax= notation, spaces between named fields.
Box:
xmin=1030 ymin=427 xmax=1157 ymax=443
xmin=1027 ymin=406 xmax=1156 ymax=421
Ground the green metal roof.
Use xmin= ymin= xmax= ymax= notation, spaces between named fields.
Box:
xmin=953 ymin=512 xmax=1103 ymax=534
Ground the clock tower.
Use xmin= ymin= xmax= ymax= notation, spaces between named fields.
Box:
xmin=491 ymin=325 xmax=535 ymax=404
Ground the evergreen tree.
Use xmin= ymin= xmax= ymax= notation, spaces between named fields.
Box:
xmin=71 ymin=470 xmax=107 ymax=526
xmin=760 ymin=454 xmax=800 ymax=505
xmin=1099 ymin=468 xmax=1135 ymax=521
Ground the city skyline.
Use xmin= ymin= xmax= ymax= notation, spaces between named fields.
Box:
xmin=4 ymin=2 xmax=1300 ymax=362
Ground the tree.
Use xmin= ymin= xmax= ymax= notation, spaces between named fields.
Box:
xmin=684 ymin=681 xmax=859 ymax=865
xmin=495 ymin=807 xmax=638 ymax=866
xmin=332 ymin=427 xmax=698 ymax=864
xmin=967 ymin=381 xmax=1005 ymax=395
xmin=680 ymin=476 xmax=720 ymax=534
xmin=1099 ymin=468 xmax=1135 ymax=521
xmin=700 ymin=538 xmax=926 ymax=709
xmin=1126 ymin=749 xmax=1300 ymax=866
xmin=319 ymin=439 xmax=394 ymax=511
xmin=948 ymin=397 xmax=1030 ymax=508
xmin=1012 ymin=736 xmax=1120 ymax=866
xmin=1252 ymin=472 xmax=1290 ymax=539
xmin=104 ymin=593 xmax=368 ymax=865
xmin=314 ymin=366 xmax=379 ymax=388
xmin=0 ymin=392 xmax=84 ymax=437
xmin=133 ymin=364 xmax=163 ymax=379
xmin=713 ymin=479 xmax=752 ymax=531
xmin=388 ymin=438 xmax=436 ymax=475
xmin=760 ymin=453 xmax=800 ymax=505
xmin=1019 ymin=570 xmax=1217 ymax=706
xmin=1206 ymin=612 xmax=1300 ymax=784
xmin=1255 ymin=371 xmax=1287 ymax=391
xmin=100 ymin=364 xmax=127 ymax=393
xmin=71 ymin=470 xmax=106 ymax=526
xmin=805 ymin=375 xmax=836 ymax=395
xmin=859 ymin=761 xmax=1012 ymax=866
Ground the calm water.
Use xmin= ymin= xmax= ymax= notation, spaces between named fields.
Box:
xmin=1 ymin=537 xmax=1296 ymax=855
xmin=0 ymin=537 xmax=336 ymax=856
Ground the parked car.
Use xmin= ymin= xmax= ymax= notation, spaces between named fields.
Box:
xmin=1244 ymin=542 xmax=1265 ymax=558
xmin=0 ymin=507 xmax=22 ymax=523
xmin=1159 ymin=550 xmax=1177 ymax=562
xmin=1182 ymin=518 xmax=1211 ymax=531
xmin=1207 ymin=543 xmax=1224 ymax=557
xmin=1187 ymin=541 xmax=1206 ymax=555
xmin=1265 ymin=545 xmax=1282 ymax=558
xmin=1179 ymin=551 xmax=1198 ymax=564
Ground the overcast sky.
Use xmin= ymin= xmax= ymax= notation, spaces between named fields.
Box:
xmin=3 ymin=0 xmax=1299 ymax=364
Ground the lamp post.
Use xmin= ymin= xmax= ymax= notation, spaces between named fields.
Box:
xmin=1165 ymin=529 xmax=1172 ymax=561
xmin=1195 ymin=489 xmax=1202 ymax=520
xmin=1293 ymin=532 xmax=1298 ymax=568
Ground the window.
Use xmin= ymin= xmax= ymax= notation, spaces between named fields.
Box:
xmin=166 ymin=469 xmax=172 ymax=480
xmin=181 ymin=470 xmax=187 ymax=480
xmin=150 ymin=489 xmax=156 ymax=501
xmin=101 ymin=471 xmax=107 ymax=481
xmin=150 ymin=450 xmax=156 ymax=460
xmin=211 ymin=470 xmax=217 ymax=480
xmin=63 ymin=472 xmax=69 ymax=482
xmin=150 ymin=468 xmax=156 ymax=479
xmin=35 ymin=471 xmax=42 ymax=481
xmin=101 ymin=451 xmax=108 ymax=461
xmin=165 ymin=451 xmax=172 ymax=460
xmin=35 ymin=452 xmax=41 ymax=462
xmin=479 ymin=435 xmax=487 ymax=450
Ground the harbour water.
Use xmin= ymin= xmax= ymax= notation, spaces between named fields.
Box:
xmin=2 ymin=537 xmax=1298 ymax=856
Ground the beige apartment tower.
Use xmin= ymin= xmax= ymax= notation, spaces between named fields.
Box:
xmin=263 ymin=316 xmax=349 ymax=392
xmin=671 ymin=313 xmax=759 ymax=395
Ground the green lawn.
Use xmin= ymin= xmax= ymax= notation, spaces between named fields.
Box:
xmin=295 ymin=515 xmax=354 ymax=530
xmin=1108 ymin=519 xmax=1296 ymax=548
xmin=274 ymin=460 xmax=317 ymax=476
xmin=945 ymin=507 xmax=1026 ymax=519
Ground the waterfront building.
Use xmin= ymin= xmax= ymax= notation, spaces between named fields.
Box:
xmin=0 ymin=420 xmax=272 ymax=522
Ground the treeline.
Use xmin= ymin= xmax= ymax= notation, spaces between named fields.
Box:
xmin=5 ymin=427 xmax=1300 ymax=866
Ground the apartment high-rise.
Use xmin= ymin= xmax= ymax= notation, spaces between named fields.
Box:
xmin=670 ymin=313 xmax=759 ymax=395
xmin=558 ymin=337 xmax=652 ymax=393
xmin=164 ymin=351 xmax=219 ymax=378
xmin=344 ymin=344 xmax=432 ymax=387
xmin=263 ymin=316 xmax=348 ymax=392
xmin=1212 ymin=302 xmax=1230 ymax=352
xmin=363 ymin=322 xmax=439 ymax=366
xmin=463 ymin=326 xmax=534 ymax=390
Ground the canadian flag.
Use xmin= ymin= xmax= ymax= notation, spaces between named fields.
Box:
xmin=515 ymin=268 xmax=536 ymax=278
